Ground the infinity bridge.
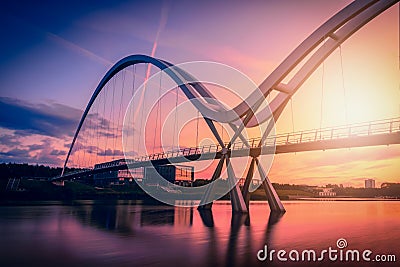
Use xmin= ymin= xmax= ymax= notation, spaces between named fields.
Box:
xmin=59 ymin=117 xmax=400 ymax=175
xmin=59 ymin=0 xmax=400 ymax=213
xmin=56 ymin=117 xmax=400 ymax=210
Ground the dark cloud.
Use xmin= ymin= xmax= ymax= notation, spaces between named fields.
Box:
xmin=0 ymin=148 xmax=30 ymax=157
xmin=79 ymin=115 xmax=120 ymax=139
xmin=98 ymin=130 xmax=117 ymax=138
xmin=0 ymin=134 xmax=20 ymax=146
xmin=0 ymin=97 xmax=127 ymax=166
xmin=0 ymin=138 xmax=66 ymax=166
xmin=30 ymin=139 xmax=66 ymax=166
xmin=33 ymin=153 xmax=64 ymax=166
xmin=28 ymin=143 xmax=46 ymax=151
xmin=0 ymin=148 xmax=32 ymax=162
xmin=97 ymin=148 xmax=124 ymax=157
xmin=26 ymin=142 xmax=66 ymax=157
xmin=0 ymin=98 xmax=119 ymax=143
xmin=0 ymin=97 xmax=82 ymax=138
xmin=85 ymin=145 xmax=100 ymax=154
xmin=50 ymin=149 xmax=67 ymax=156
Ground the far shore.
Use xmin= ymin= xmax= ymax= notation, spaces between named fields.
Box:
xmin=1 ymin=179 xmax=400 ymax=204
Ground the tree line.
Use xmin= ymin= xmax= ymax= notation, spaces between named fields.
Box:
xmin=0 ymin=163 xmax=81 ymax=179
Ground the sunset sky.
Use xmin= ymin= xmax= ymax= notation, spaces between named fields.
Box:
xmin=0 ymin=0 xmax=399 ymax=187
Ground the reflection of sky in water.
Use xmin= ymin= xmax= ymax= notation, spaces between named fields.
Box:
xmin=0 ymin=200 xmax=399 ymax=267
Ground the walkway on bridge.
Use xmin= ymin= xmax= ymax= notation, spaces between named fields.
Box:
xmin=58 ymin=117 xmax=400 ymax=179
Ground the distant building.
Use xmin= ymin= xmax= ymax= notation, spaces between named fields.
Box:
xmin=93 ymin=159 xmax=142 ymax=186
xmin=365 ymin=179 xmax=375 ymax=188
xmin=144 ymin=165 xmax=194 ymax=186
xmin=237 ymin=178 xmax=262 ymax=188
xmin=92 ymin=159 xmax=194 ymax=187
xmin=318 ymin=188 xmax=336 ymax=197
xmin=381 ymin=182 xmax=400 ymax=189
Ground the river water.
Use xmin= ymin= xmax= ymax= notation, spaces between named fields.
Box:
xmin=0 ymin=200 xmax=399 ymax=267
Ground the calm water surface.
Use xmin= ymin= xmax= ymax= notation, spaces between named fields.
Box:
xmin=0 ymin=200 xmax=399 ymax=267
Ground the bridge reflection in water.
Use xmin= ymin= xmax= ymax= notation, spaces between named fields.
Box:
xmin=1 ymin=201 xmax=398 ymax=267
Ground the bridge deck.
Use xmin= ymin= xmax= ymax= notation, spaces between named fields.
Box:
xmin=56 ymin=118 xmax=400 ymax=180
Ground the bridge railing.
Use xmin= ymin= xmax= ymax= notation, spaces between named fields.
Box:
xmin=129 ymin=117 xmax=400 ymax=163
xmin=262 ymin=117 xmax=400 ymax=147
xmin=62 ymin=117 xmax=400 ymax=176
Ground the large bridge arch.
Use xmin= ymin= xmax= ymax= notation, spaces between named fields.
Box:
xmin=62 ymin=0 xmax=398 ymax=213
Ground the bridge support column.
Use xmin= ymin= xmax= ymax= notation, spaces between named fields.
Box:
xmin=242 ymin=157 xmax=256 ymax=209
xmin=198 ymin=156 xmax=225 ymax=210
xmin=226 ymin=158 xmax=248 ymax=213
xmin=198 ymin=155 xmax=248 ymax=213
xmin=256 ymin=158 xmax=285 ymax=213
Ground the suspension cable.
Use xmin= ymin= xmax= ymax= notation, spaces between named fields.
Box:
xmin=138 ymin=63 xmax=148 ymax=154
xmin=103 ymin=79 xmax=110 ymax=162
xmin=95 ymin=86 xmax=102 ymax=165
xmin=104 ymin=82 xmax=109 ymax=160
xmin=105 ymin=74 xmax=116 ymax=160
xmin=132 ymin=65 xmax=136 ymax=98
xmin=221 ymin=123 xmax=224 ymax=144
xmin=320 ymin=56 xmax=325 ymax=131
xmin=339 ymin=45 xmax=348 ymax=125
xmin=82 ymin=114 xmax=88 ymax=168
xmin=159 ymin=73 xmax=162 ymax=152
xmin=87 ymin=108 xmax=93 ymax=168
xmin=132 ymin=65 xmax=136 ymax=157
xmin=82 ymin=124 xmax=87 ymax=168
xmin=196 ymin=110 xmax=200 ymax=148
xmin=173 ymin=86 xmax=179 ymax=149
xmin=75 ymin=139 xmax=81 ymax=169
xmin=114 ymin=69 xmax=126 ymax=159
xmin=320 ymin=36 xmax=327 ymax=132
xmin=153 ymin=71 xmax=162 ymax=154
xmin=290 ymin=97 xmax=295 ymax=134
